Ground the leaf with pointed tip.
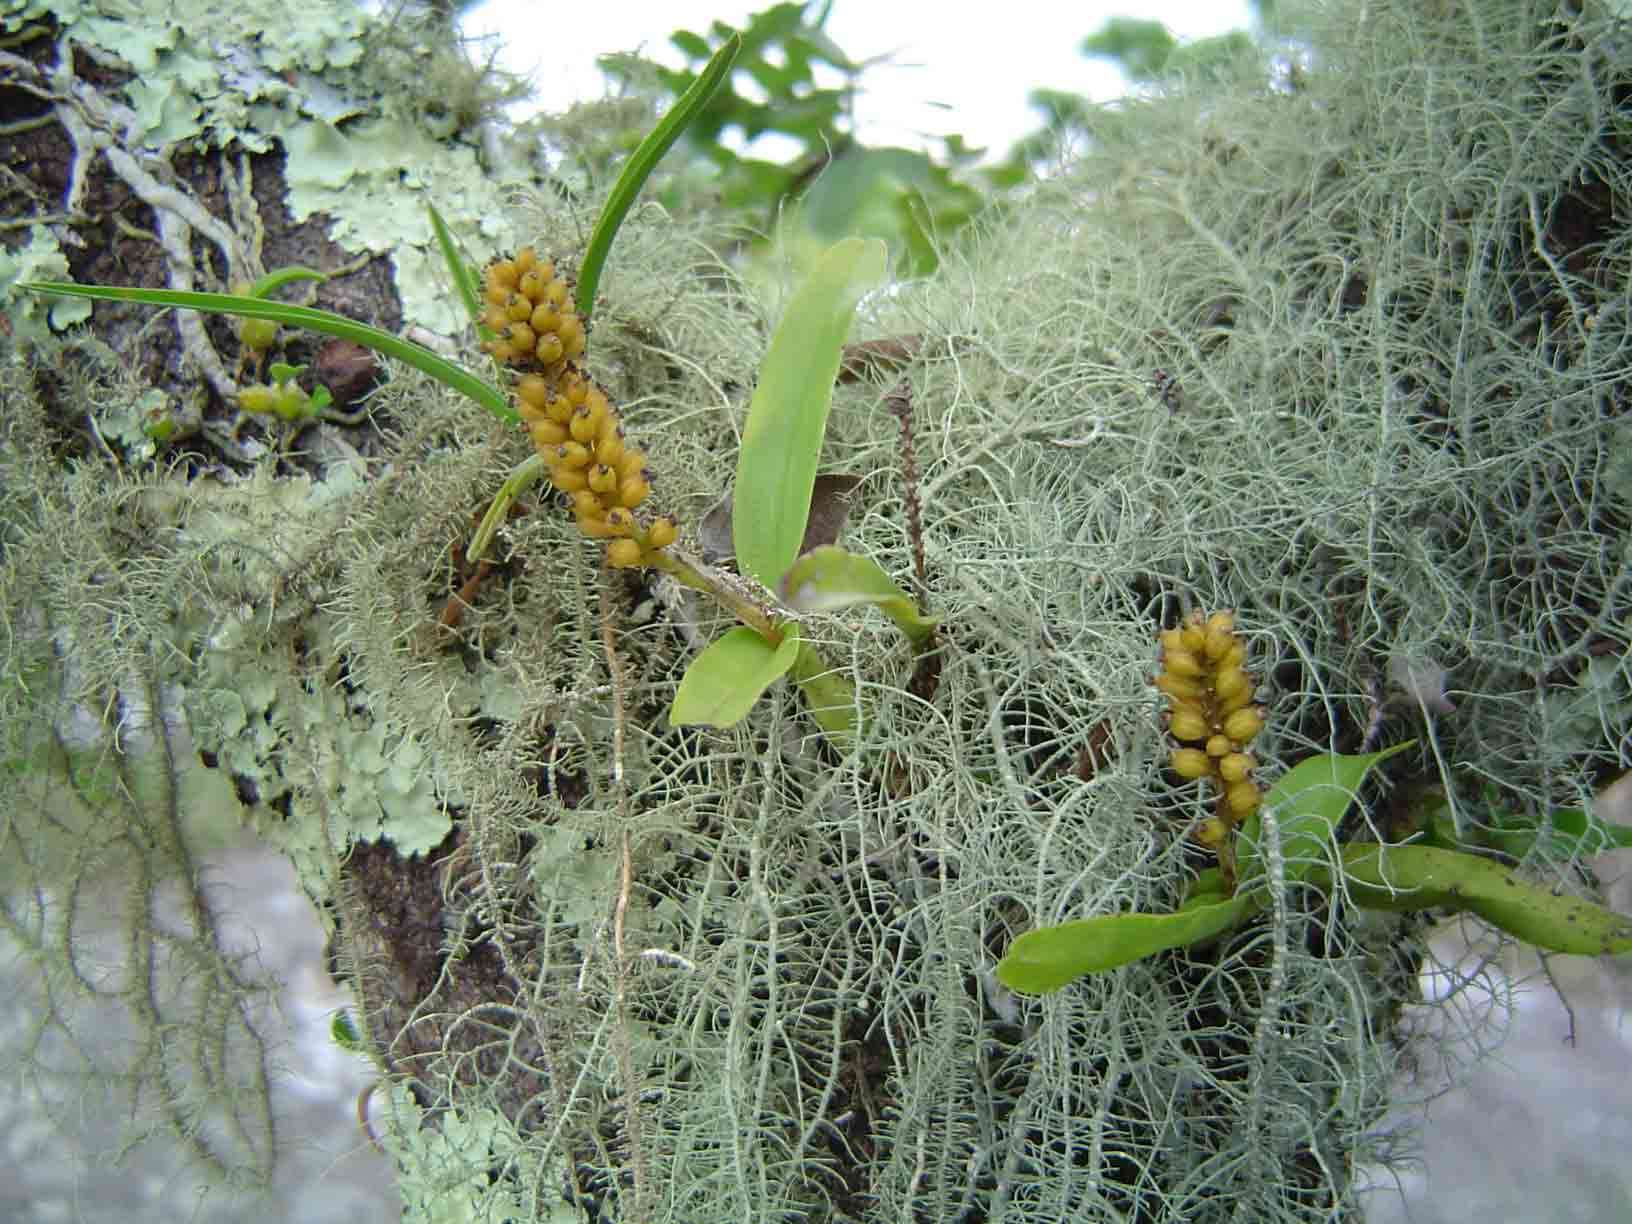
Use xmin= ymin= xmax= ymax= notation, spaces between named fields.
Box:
xmin=780 ymin=545 xmax=937 ymax=648
xmin=996 ymin=894 xmax=1257 ymax=994
xmin=670 ymin=627 xmax=800 ymax=728
xmin=734 ymin=237 xmax=887 ymax=587
xmin=1236 ymin=741 xmax=1415 ymax=888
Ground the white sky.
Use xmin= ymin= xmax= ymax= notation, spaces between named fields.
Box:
xmin=461 ymin=2 xmax=1254 ymax=161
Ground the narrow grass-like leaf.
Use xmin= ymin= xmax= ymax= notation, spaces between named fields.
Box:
xmin=427 ymin=202 xmax=483 ymax=325
xmin=1332 ymin=843 xmax=1632 ymax=956
xmin=1236 ymin=740 xmax=1415 ymax=887
xmin=734 ymin=237 xmax=887 ymax=587
xmin=996 ymin=894 xmax=1257 ymax=994
xmin=670 ymin=626 xmax=799 ymax=728
xmin=18 ymin=282 xmax=518 ymax=425
xmin=576 ymin=34 xmax=741 ymax=319
xmin=780 ymin=545 xmax=938 ymax=648
xmin=248 ymin=266 xmax=327 ymax=298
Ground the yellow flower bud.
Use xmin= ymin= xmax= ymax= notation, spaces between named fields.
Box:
xmin=535 ymin=334 xmax=565 ymax=366
xmin=505 ymin=293 xmax=532 ymax=322
xmin=239 ymin=316 xmax=279 ymax=352
xmin=1163 ymin=648 xmax=1204 ymax=678
xmin=530 ymin=302 xmax=560 ymax=334
xmin=605 ymin=507 xmax=635 ymax=535
xmin=550 ymin=465 xmax=588 ymax=493
xmin=1194 ymin=817 xmax=1229 ymax=848
xmin=1206 ymin=734 xmax=1232 ymax=758
xmin=646 ymin=516 xmax=677 ymax=549
xmin=571 ymin=489 xmax=603 ymax=519
xmin=1214 ymin=666 xmax=1251 ymax=702
xmin=554 ymin=441 xmax=591 ymax=469
xmin=607 ymin=538 xmax=642 ymax=568
xmin=517 ymin=373 xmax=550 ymax=410
xmin=1170 ymin=748 xmax=1212 ymax=779
xmin=529 ymin=419 xmax=568 ymax=449
xmin=1155 ymin=673 xmax=1205 ymax=703
xmin=1169 ymin=708 xmax=1209 ymax=743
xmin=587 ymin=463 xmax=618 ymax=494
xmin=506 ymin=321 xmax=535 ymax=354
xmin=1223 ymin=706 xmax=1265 ymax=744
xmin=619 ymin=474 xmax=651 ymax=509
xmin=1219 ymin=752 xmax=1255 ymax=782
xmin=489 ymin=259 xmax=519 ymax=289
xmin=1225 ymin=781 xmax=1262 ymax=816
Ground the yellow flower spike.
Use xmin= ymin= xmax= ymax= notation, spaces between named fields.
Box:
xmin=1171 ymin=748 xmax=1212 ymax=779
xmin=1169 ymin=708 xmax=1209 ymax=743
xmin=646 ymin=516 xmax=677 ymax=550
xmin=1223 ymin=706 xmax=1265 ymax=744
xmin=607 ymin=538 xmax=642 ymax=568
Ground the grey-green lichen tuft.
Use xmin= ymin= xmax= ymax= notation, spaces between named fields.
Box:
xmin=5 ymin=0 xmax=1632 ymax=1220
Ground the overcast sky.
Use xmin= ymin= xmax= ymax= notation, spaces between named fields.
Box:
xmin=461 ymin=2 xmax=1254 ymax=161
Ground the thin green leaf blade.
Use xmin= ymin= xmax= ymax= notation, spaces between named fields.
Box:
xmin=734 ymin=237 xmax=887 ymax=587
xmin=248 ymin=266 xmax=327 ymax=298
xmin=1336 ymin=843 xmax=1632 ymax=957
xmin=426 ymin=202 xmax=483 ymax=325
xmin=780 ymin=545 xmax=938 ymax=647
xmin=576 ymin=34 xmax=741 ymax=318
xmin=670 ymin=627 xmax=800 ymax=728
xmin=997 ymin=895 xmax=1256 ymax=994
xmin=17 ymin=282 xmax=517 ymax=424
xmin=1237 ymin=740 xmax=1415 ymax=887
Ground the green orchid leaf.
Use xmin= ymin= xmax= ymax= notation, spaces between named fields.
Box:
xmin=577 ymin=34 xmax=741 ymax=318
xmin=788 ymin=640 xmax=860 ymax=748
xmin=1237 ymin=740 xmax=1416 ymax=888
xmin=18 ymin=281 xmax=517 ymax=425
xmin=780 ymin=545 xmax=938 ymax=648
xmin=247 ymin=265 xmax=327 ymax=299
xmin=996 ymin=893 xmax=1258 ymax=994
xmin=1333 ymin=842 xmax=1632 ymax=957
xmin=426 ymin=202 xmax=483 ymax=325
xmin=734 ymin=237 xmax=887 ymax=588
xmin=670 ymin=627 xmax=800 ymax=729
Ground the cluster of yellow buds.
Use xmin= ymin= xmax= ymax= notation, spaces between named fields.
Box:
xmin=480 ymin=248 xmax=676 ymax=568
xmin=1155 ymin=609 xmax=1266 ymax=849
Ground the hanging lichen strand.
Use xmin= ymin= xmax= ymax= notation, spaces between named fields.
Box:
xmin=480 ymin=247 xmax=677 ymax=567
